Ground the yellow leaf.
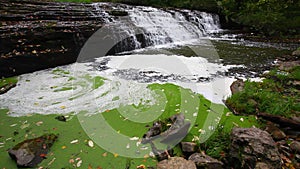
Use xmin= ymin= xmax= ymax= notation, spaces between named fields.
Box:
xmin=113 ymin=153 xmax=118 ymax=158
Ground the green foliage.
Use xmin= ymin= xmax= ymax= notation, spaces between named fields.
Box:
xmin=217 ymin=0 xmax=300 ymax=36
xmin=0 ymin=77 xmax=18 ymax=88
xmin=226 ymin=67 xmax=300 ymax=117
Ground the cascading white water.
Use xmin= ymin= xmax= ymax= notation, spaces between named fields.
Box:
xmin=91 ymin=3 xmax=222 ymax=51
xmin=127 ymin=7 xmax=222 ymax=46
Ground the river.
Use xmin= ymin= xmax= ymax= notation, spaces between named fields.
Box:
xmin=0 ymin=3 xmax=294 ymax=116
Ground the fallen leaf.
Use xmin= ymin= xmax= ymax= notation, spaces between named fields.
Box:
xmin=113 ymin=153 xmax=118 ymax=157
xmin=137 ymin=164 xmax=146 ymax=169
xmin=10 ymin=123 xmax=17 ymax=127
xmin=88 ymin=164 xmax=93 ymax=169
xmin=70 ymin=139 xmax=79 ymax=144
xmin=76 ymin=160 xmax=82 ymax=167
xmin=39 ymin=153 xmax=47 ymax=158
xmin=36 ymin=121 xmax=43 ymax=126
xmin=69 ymin=158 xmax=75 ymax=164
xmin=60 ymin=105 xmax=66 ymax=109
xmin=102 ymin=152 xmax=107 ymax=157
xmin=61 ymin=146 xmax=67 ymax=149
xmin=129 ymin=137 xmax=139 ymax=141
xmin=88 ymin=140 xmax=94 ymax=147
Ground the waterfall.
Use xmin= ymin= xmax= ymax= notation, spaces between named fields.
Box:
xmin=91 ymin=3 xmax=222 ymax=53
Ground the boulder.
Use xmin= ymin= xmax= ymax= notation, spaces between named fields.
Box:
xmin=265 ymin=122 xmax=286 ymax=140
xmin=188 ymin=153 xmax=223 ymax=169
xmin=230 ymin=79 xmax=245 ymax=94
xmin=290 ymin=141 xmax=300 ymax=153
xmin=181 ymin=142 xmax=197 ymax=153
xmin=157 ymin=157 xmax=196 ymax=169
xmin=8 ymin=134 xmax=58 ymax=168
xmin=230 ymin=128 xmax=281 ymax=169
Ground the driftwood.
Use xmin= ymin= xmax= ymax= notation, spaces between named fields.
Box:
xmin=258 ymin=112 xmax=300 ymax=130
xmin=0 ymin=0 xmax=109 ymax=77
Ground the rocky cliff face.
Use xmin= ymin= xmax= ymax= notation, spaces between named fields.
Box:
xmin=0 ymin=0 xmax=222 ymax=78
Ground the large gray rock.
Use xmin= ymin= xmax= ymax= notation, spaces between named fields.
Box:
xmin=8 ymin=134 xmax=58 ymax=168
xmin=188 ymin=153 xmax=223 ymax=169
xmin=157 ymin=157 xmax=197 ymax=169
xmin=181 ymin=142 xmax=198 ymax=153
xmin=230 ymin=128 xmax=281 ymax=169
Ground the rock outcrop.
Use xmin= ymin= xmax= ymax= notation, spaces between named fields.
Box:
xmin=229 ymin=127 xmax=281 ymax=169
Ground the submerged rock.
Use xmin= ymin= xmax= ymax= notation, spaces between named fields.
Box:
xmin=230 ymin=127 xmax=281 ymax=169
xmin=8 ymin=134 xmax=58 ymax=168
xmin=188 ymin=152 xmax=223 ymax=169
xmin=55 ymin=115 xmax=67 ymax=122
xmin=157 ymin=157 xmax=196 ymax=169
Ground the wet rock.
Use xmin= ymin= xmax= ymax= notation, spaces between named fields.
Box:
xmin=278 ymin=60 xmax=300 ymax=71
xmin=230 ymin=79 xmax=245 ymax=94
xmin=265 ymin=122 xmax=286 ymax=140
xmin=55 ymin=115 xmax=67 ymax=122
xmin=0 ymin=83 xmax=16 ymax=95
xmin=290 ymin=141 xmax=300 ymax=153
xmin=181 ymin=142 xmax=197 ymax=153
xmin=230 ymin=127 xmax=281 ymax=169
xmin=159 ymin=113 xmax=190 ymax=145
xmin=157 ymin=157 xmax=196 ymax=169
xmin=292 ymin=48 xmax=300 ymax=56
xmin=8 ymin=134 xmax=58 ymax=168
xmin=142 ymin=122 xmax=162 ymax=144
xmin=188 ymin=153 xmax=223 ymax=169
xmin=142 ymin=113 xmax=190 ymax=145
xmin=109 ymin=10 xmax=128 ymax=16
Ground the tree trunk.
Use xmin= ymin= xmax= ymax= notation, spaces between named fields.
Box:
xmin=0 ymin=0 xmax=108 ymax=77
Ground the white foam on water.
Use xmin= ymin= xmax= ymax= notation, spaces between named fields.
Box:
xmin=0 ymin=53 xmax=241 ymax=116
xmin=0 ymin=63 xmax=157 ymax=116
